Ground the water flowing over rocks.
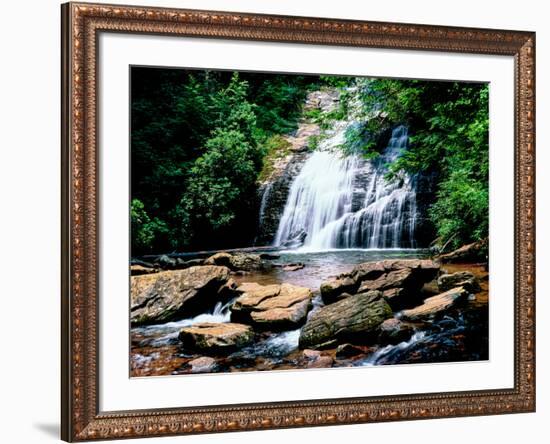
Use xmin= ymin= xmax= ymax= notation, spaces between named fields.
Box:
xmin=299 ymin=291 xmax=393 ymax=349
xmin=130 ymin=265 xmax=231 ymax=326
xmin=178 ymin=322 xmax=254 ymax=354
xmin=231 ymin=282 xmax=313 ymax=330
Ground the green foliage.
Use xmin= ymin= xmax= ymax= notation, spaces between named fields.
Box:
xmin=131 ymin=199 xmax=169 ymax=253
xmin=131 ymin=68 xmax=318 ymax=253
xmin=354 ymin=78 xmax=489 ymax=249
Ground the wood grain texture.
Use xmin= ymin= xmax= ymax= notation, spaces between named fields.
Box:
xmin=60 ymin=2 xmax=535 ymax=441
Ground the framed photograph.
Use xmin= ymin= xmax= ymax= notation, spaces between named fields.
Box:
xmin=61 ymin=2 xmax=536 ymax=441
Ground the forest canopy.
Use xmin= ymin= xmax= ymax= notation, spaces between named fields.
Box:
xmin=131 ymin=68 xmax=488 ymax=255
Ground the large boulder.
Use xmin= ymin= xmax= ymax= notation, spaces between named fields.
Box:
xmin=299 ymin=291 xmax=392 ymax=349
xmin=320 ymin=259 xmax=440 ymax=308
xmin=437 ymin=271 xmax=481 ymax=293
xmin=231 ymin=282 xmax=312 ymax=330
xmin=178 ymin=322 xmax=254 ymax=354
xmin=400 ymin=286 xmax=469 ymax=321
xmin=204 ymin=252 xmax=264 ymax=271
xmin=130 ymin=265 xmax=232 ymax=326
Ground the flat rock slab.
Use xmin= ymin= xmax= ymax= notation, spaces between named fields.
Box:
xmin=299 ymin=291 xmax=392 ymax=349
xmin=400 ymin=286 xmax=468 ymax=321
xmin=231 ymin=283 xmax=312 ymax=330
xmin=178 ymin=322 xmax=254 ymax=354
xmin=130 ymin=265 xmax=231 ymax=326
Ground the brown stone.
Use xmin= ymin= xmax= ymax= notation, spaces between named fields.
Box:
xmin=178 ymin=322 xmax=254 ymax=354
xmin=400 ymin=287 xmax=469 ymax=321
xmin=231 ymin=283 xmax=312 ymax=330
xmin=130 ymin=266 xmax=231 ymax=326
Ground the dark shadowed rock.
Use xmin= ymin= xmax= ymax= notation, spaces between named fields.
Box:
xmin=378 ymin=318 xmax=415 ymax=345
xmin=299 ymin=291 xmax=392 ymax=348
xmin=438 ymin=271 xmax=481 ymax=293
xmin=130 ymin=266 xmax=231 ymax=326
xmin=335 ymin=343 xmax=364 ymax=358
xmin=320 ymin=276 xmax=357 ymax=304
xmin=155 ymin=254 xmax=177 ymax=269
xmin=231 ymin=282 xmax=312 ymax=330
xmin=178 ymin=323 xmax=254 ymax=354
xmin=400 ymin=287 xmax=469 ymax=321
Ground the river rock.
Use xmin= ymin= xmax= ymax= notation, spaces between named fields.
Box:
xmin=299 ymin=291 xmax=392 ymax=348
xmin=320 ymin=276 xmax=357 ymax=303
xmin=320 ymin=259 xmax=440 ymax=307
xmin=378 ymin=318 xmax=415 ymax=345
xmin=302 ymin=349 xmax=322 ymax=360
xmin=231 ymin=283 xmax=313 ymax=330
xmin=400 ymin=286 xmax=469 ymax=321
xmin=282 ymin=262 xmax=305 ymax=272
xmin=437 ymin=271 xmax=481 ymax=293
xmin=178 ymin=322 xmax=254 ymax=354
xmin=335 ymin=343 xmax=364 ymax=358
xmin=154 ymin=254 xmax=177 ymax=269
xmin=307 ymin=355 xmax=334 ymax=369
xmin=204 ymin=252 xmax=264 ymax=271
xmin=130 ymin=264 xmax=158 ymax=276
xmin=437 ymin=239 xmax=487 ymax=263
xmin=130 ymin=265 xmax=231 ymax=326
xmin=187 ymin=356 xmax=217 ymax=373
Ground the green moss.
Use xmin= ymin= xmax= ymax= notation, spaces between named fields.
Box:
xmin=257 ymin=135 xmax=292 ymax=182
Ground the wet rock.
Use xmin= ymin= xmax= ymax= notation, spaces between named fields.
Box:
xmin=302 ymin=349 xmax=322 ymax=360
xmin=299 ymin=291 xmax=392 ymax=349
xmin=400 ymin=287 xmax=469 ymax=321
xmin=155 ymin=254 xmax=177 ymax=269
xmin=231 ymin=283 xmax=313 ymax=330
xmin=282 ymin=262 xmax=305 ymax=272
xmin=438 ymin=271 xmax=481 ymax=293
xmin=130 ymin=265 xmax=231 ymax=326
xmin=320 ymin=276 xmax=357 ymax=304
xmin=437 ymin=239 xmax=488 ymax=263
xmin=188 ymin=356 xmax=217 ymax=373
xmin=335 ymin=343 xmax=364 ymax=359
xmin=130 ymin=264 xmax=158 ymax=276
xmin=306 ymin=355 xmax=334 ymax=369
xmin=204 ymin=252 xmax=264 ymax=272
xmin=178 ymin=322 xmax=254 ymax=354
xmin=320 ymin=259 xmax=440 ymax=307
xmin=378 ymin=318 xmax=415 ymax=345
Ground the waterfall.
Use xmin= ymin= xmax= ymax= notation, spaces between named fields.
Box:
xmin=274 ymin=125 xmax=418 ymax=250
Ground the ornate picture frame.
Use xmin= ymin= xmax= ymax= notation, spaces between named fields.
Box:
xmin=61 ymin=2 xmax=535 ymax=441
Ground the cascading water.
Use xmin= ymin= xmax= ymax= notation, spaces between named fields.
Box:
xmin=274 ymin=123 xmax=419 ymax=250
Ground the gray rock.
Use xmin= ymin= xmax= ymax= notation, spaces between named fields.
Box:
xmin=400 ymin=287 xmax=469 ymax=321
xmin=438 ymin=271 xmax=481 ymax=293
xmin=299 ymin=291 xmax=392 ymax=348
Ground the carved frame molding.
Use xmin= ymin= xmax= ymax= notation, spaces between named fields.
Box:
xmin=61 ymin=2 xmax=536 ymax=441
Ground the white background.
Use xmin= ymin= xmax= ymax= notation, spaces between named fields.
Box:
xmin=0 ymin=0 xmax=547 ymax=443
xmin=100 ymin=34 xmax=514 ymax=411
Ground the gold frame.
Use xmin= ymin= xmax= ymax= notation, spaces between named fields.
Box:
xmin=61 ymin=2 xmax=536 ymax=441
